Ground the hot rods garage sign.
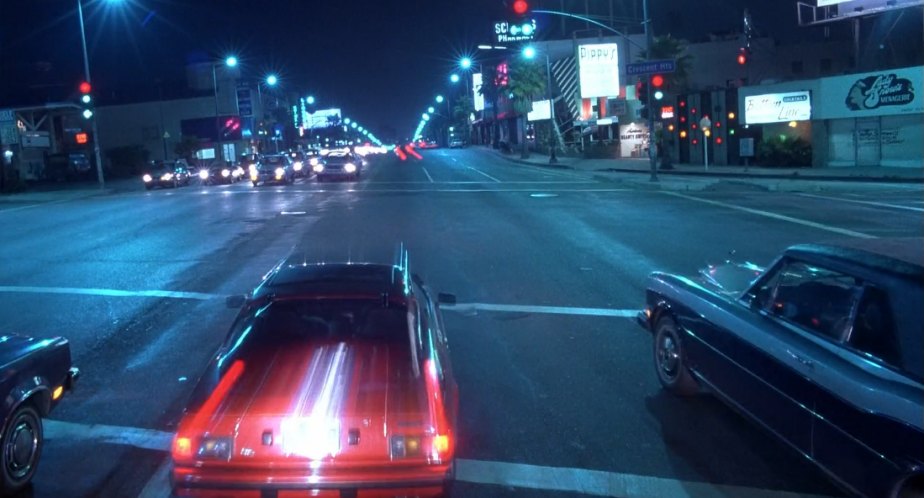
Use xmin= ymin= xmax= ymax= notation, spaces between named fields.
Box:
xmin=819 ymin=66 xmax=921 ymax=119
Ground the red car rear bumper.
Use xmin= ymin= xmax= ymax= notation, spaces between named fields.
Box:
xmin=172 ymin=462 xmax=452 ymax=498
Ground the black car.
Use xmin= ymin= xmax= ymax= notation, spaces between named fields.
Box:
xmin=250 ymin=154 xmax=294 ymax=186
xmin=0 ymin=333 xmax=79 ymax=493
xmin=638 ymin=238 xmax=924 ymax=498
xmin=315 ymin=151 xmax=359 ymax=181
xmin=198 ymin=162 xmax=242 ymax=185
xmin=142 ymin=161 xmax=192 ymax=190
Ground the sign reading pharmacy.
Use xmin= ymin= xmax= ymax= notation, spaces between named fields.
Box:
xmin=578 ymin=43 xmax=620 ymax=99
xmin=743 ymin=91 xmax=812 ymax=125
xmin=494 ymin=19 xmax=537 ymax=43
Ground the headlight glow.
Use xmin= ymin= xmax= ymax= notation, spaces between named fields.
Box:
xmin=248 ymin=164 xmax=257 ymax=172
xmin=309 ymin=157 xmax=319 ymax=166
xmin=142 ymin=174 xmax=153 ymax=182
xmin=344 ymin=163 xmax=357 ymax=173
xmin=313 ymin=164 xmax=324 ymax=173
xmin=274 ymin=167 xmax=285 ymax=178
xmin=198 ymin=170 xmax=209 ymax=180
xmin=293 ymin=161 xmax=303 ymax=171
xmin=221 ymin=169 xmax=230 ymax=177
xmin=160 ymin=173 xmax=173 ymax=181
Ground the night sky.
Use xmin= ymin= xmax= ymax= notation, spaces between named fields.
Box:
xmin=1 ymin=0 xmax=843 ymax=138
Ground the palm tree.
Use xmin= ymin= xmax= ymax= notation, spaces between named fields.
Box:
xmin=507 ymin=58 xmax=546 ymax=158
xmin=478 ymin=66 xmax=501 ymax=148
xmin=453 ymin=95 xmax=474 ymax=142
xmin=638 ymin=35 xmax=694 ymax=93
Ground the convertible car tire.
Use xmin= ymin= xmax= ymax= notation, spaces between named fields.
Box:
xmin=653 ymin=316 xmax=699 ymax=396
xmin=0 ymin=403 xmax=43 ymax=493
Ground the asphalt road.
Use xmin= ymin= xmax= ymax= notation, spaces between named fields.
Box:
xmin=0 ymin=148 xmax=921 ymax=498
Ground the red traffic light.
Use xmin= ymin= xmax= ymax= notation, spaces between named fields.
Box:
xmin=651 ymin=74 xmax=664 ymax=87
xmin=512 ymin=0 xmax=529 ymax=15
xmin=79 ymin=81 xmax=92 ymax=94
xmin=736 ymin=48 xmax=748 ymax=65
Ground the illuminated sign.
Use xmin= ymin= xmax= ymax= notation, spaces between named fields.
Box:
xmin=527 ymin=99 xmax=551 ymax=121
xmin=494 ymin=19 xmax=537 ymax=43
xmin=743 ymin=91 xmax=812 ymax=124
xmin=578 ymin=43 xmax=620 ymax=99
xmin=304 ymin=108 xmax=342 ymax=130
xmin=75 ymin=132 xmax=88 ymax=144
xmin=661 ymin=106 xmax=675 ymax=119
xmin=473 ymin=73 xmax=485 ymax=111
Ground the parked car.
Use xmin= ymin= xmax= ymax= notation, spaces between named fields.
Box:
xmin=171 ymin=255 xmax=458 ymax=497
xmin=637 ymin=238 xmax=924 ymax=498
xmin=448 ymin=139 xmax=466 ymax=149
xmin=0 ymin=333 xmax=79 ymax=493
xmin=250 ymin=154 xmax=294 ymax=186
xmin=142 ymin=160 xmax=191 ymax=190
xmin=314 ymin=151 xmax=359 ymax=181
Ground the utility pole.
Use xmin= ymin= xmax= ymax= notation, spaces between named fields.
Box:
xmin=77 ymin=0 xmax=106 ymax=189
xmin=642 ymin=0 xmax=657 ymax=182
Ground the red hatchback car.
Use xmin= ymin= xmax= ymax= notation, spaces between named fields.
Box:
xmin=171 ymin=258 xmax=458 ymax=498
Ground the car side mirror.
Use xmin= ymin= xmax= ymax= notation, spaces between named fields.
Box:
xmin=437 ymin=293 xmax=457 ymax=305
xmin=225 ymin=295 xmax=246 ymax=309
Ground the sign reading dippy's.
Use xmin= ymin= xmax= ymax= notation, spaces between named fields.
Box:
xmin=578 ymin=43 xmax=620 ymax=99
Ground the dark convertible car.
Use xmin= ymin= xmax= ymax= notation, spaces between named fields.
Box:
xmin=638 ymin=238 xmax=923 ymax=498
xmin=0 ymin=334 xmax=79 ymax=493
xmin=171 ymin=254 xmax=458 ymax=497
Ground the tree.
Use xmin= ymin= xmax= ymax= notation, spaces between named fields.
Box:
xmin=174 ymin=135 xmax=201 ymax=162
xmin=452 ymin=95 xmax=474 ymax=142
xmin=638 ymin=35 xmax=694 ymax=93
xmin=507 ymin=58 xmax=546 ymax=158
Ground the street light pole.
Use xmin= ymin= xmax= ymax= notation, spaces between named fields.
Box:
xmin=544 ymin=52 xmax=557 ymax=164
xmin=77 ymin=0 xmax=105 ymax=189
xmin=212 ymin=63 xmax=221 ymax=162
xmin=642 ymin=0 xmax=658 ymax=182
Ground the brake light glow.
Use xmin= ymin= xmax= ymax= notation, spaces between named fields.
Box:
xmin=173 ymin=436 xmax=192 ymax=458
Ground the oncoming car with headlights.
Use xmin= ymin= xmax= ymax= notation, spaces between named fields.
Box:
xmin=198 ymin=163 xmax=243 ymax=185
xmin=171 ymin=256 xmax=458 ymax=497
xmin=141 ymin=160 xmax=191 ymax=190
xmin=250 ymin=154 xmax=295 ymax=186
xmin=314 ymin=151 xmax=359 ymax=181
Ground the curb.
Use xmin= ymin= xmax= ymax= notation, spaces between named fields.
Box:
xmin=594 ymin=168 xmax=924 ymax=184
xmin=489 ymin=151 xmax=577 ymax=170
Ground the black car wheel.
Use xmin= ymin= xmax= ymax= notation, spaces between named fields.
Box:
xmin=0 ymin=404 xmax=42 ymax=493
xmin=252 ymin=181 xmax=259 ymax=187
xmin=653 ymin=316 xmax=699 ymax=396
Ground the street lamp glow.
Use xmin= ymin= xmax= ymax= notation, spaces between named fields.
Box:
xmin=422 ymin=114 xmax=430 ymax=121
xmin=225 ymin=56 xmax=238 ymax=67
xmin=450 ymin=74 xmax=460 ymax=83
xmin=435 ymin=95 xmax=444 ymax=103
xmin=523 ymin=46 xmax=537 ymax=59
xmin=344 ymin=118 xmax=351 ymax=124
xmin=351 ymin=122 xmax=358 ymax=128
xmin=428 ymin=106 xmax=435 ymax=114
xmin=265 ymin=74 xmax=278 ymax=86
xmin=460 ymin=57 xmax=472 ymax=69
xmin=307 ymin=95 xmax=315 ymax=104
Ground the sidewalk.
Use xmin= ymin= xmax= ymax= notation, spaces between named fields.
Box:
xmin=484 ymin=146 xmax=924 ymax=190
xmin=0 ymin=178 xmax=139 ymax=203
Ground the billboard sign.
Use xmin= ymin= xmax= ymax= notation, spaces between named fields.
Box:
xmin=818 ymin=66 xmax=921 ymax=119
xmin=578 ymin=43 xmax=620 ymax=99
xmin=527 ymin=99 xmax=551 ymax=121
xmin=473 ymin=73 xmax=485 ymax=112
xmin=304 ymin=108 xmax=342 ymax=130
xmin=744 ymin=91 xmax=812 ymax=124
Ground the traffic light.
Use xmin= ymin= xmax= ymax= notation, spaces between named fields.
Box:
xmin=651 ymin=74 xmax=665 ymax=100
xmin=78 ymin=81 xmax=93 ymax=119
xmin=512 ymin=0 xmax=529 ymax=16
xmin=635 ymin=80 xmax=650 ymax=103
xmin=737 ymin=47 xmax=749 ymax=65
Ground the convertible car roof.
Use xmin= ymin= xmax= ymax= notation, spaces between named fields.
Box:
xmin=787 ymin=238 xmax=923 ymax=281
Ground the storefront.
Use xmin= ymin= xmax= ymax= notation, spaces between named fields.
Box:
xmin=818 ymin=66 xmax=922 ymax=168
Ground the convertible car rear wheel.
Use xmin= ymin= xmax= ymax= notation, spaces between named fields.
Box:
xmin=0 ymin=404 xmax=43 ymax=493
xmin=654 ymin=316 xmax=699 ymax=396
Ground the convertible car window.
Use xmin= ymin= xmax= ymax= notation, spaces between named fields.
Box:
xmin=763 ymin=261 xmax=862 ymax=340
xmin=847 ymin=287 xmax=902 ymax=368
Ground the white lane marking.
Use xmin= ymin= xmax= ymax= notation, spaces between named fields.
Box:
xmin=468 ymin=166 xmax=502 ymax=183
xmin=44 ymin=420 xmax=835 ymax=498
xmin=664 ymin=191 xmax=876 ymax=239
xmin=0 ymin=286 xmax=220 ymax=300
xmin=451 ymin=157 xmax=458 ymax=162
xmin=796 ymin=193 xmax=924 ymax=212
xmin=45 ymin=420 xmax=172 ymax=452
xmin=280 ymin=211 xmax=307 ymax=215
xmin=422 ymin=167 xmax=434 ymax=183
xmin=455 ymin=459 xmax=838 ymax=498
xmin=443 ymin=302 xmax=638 ymax=318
